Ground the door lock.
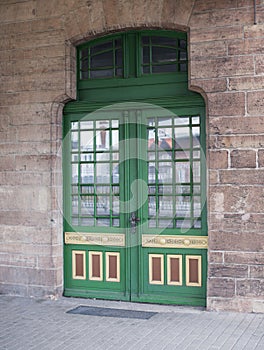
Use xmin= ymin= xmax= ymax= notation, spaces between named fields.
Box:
xmin=130 ymin=212 xmax=140 ymax=233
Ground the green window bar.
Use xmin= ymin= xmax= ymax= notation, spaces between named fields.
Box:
xmin=147 ymin=115 xmax=201 ymax=229
xmin=70 ymin=119 xmax=120 ymax=227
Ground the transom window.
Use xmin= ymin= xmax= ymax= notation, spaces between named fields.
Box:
xmin=78 ymin=32 xmax=187 ymax=80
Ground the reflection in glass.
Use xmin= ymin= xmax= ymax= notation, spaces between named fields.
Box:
xmin=176 ymin=162 xmax=190 ymax=183
xmin=175 ymin=117 xmax=189 ymax=126
xmin=81 ymin=164 xmax=94 ymax=184
xmin=71 ymin=132 xmax=78 ymax=151
xmin=193 ymin=161 xmax=200 ymax=183
xmin=176 ymin=196 xmax=190 ymax=217
xmin=80 ymin=121 xmax=93 ymax=129
xmin=158 ymin=219 xmax=173 ymax=228
xmin=96 ymin=196 xmax=110 ymax=215
xmin=72 ymin=196 xmax=78 ymax=214
xmin=159 ymin=197 xmax=173 ymax=217
xmin=112 ymin=196 xmax=119 ymax=215
xmin=72 ymin=164 xmax=78 ymax=183
xmin=96 ymin=163 xmax=110 ymax=183
xmin=80 ymin=131 xmax=94 ymax=150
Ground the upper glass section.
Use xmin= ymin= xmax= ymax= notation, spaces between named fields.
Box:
xmin=80 ymin=38 xmax=123 ymax=80
xmin=78 ymin=31 xmax=187 ymax=81
xmin=141 ymin=36 xmax=187 ymax=74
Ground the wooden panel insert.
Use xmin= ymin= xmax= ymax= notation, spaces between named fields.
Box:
xmin=149 ymin=254 xmax=164 ymax=285
xmin=89 ymin=251 xmax=103 ymax=281
xmin=72 ymin=250 xmax=86 ymax=280
xmin=106 ymin=252 xmax=120 ymax=282
xmin=167 ymin=255 xmax=182 ymax=286
xmin=186 ymin=255 xmax=202 ymax=287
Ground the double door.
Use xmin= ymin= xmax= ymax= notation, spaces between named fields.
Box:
xmin=64 ymin=105 xmax=207 ymax=306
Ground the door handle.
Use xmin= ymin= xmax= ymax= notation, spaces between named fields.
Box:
xmin=130 ymin=212 xmax=140 ymax=233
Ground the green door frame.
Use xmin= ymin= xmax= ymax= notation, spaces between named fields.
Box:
xmin=63 ymin=30 xmax=207 ymax=306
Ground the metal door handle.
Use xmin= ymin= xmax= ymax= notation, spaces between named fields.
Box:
xmin=130 ymin=212 xmax=140 ymax=233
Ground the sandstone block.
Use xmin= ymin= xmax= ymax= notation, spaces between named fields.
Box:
xmin=230 ymin=149 xmax=256 ymax=168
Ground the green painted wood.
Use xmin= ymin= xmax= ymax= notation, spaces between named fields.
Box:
xmin=63 ymin=30 xmax=207 ymax=306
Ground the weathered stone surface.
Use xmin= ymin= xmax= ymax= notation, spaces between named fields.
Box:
xmin=230 ymin=149 xmax=256 ymax=168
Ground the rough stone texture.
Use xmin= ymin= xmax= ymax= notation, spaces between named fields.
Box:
xmin=0 ymin=0 xmax=264 ymax=313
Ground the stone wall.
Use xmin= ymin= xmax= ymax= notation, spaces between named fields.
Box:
xmin=0 ymin=0 xmax=263 ymax=312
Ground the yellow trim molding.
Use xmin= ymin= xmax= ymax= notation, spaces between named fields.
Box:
xmin=142 ymin=235 xmax=208 ymax=249
xmin=65 ymin=232 xmax=125 ymax=247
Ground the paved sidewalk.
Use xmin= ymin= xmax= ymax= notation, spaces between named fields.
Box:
xmin=0 ymin=295 xmax=263 ymax=350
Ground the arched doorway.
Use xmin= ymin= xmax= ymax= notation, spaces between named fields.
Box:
xmin=63 ymin=30 xmax=207 ymax=306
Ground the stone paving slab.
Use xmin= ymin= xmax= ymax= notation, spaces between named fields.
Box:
xmin=0 ymin=295 xmax=263 ymax=350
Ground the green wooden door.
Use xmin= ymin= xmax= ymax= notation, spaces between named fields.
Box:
xmin=63 ymin=30 xmax=207 ymax=306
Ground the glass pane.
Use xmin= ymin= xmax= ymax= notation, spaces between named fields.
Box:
xmin=176 ymin=162 xmax=190 ymax=183
xmin=90 ymin=51 xmax=113 ymax=68
xmin=193 ymin=185 xmax=200 ymax=194
xmin=81 ymin=169 xmax=94 ymax=187
xmin=97 ymin=196 xmax=110 ymax=215
xmin=90 ymin=69 xmax=113 ymax=79
xmin=179 ymin=39 xmax=187 ymax=49
xmin=71 ymin=122 xmax=78 ymax=130
xmin=143 ymin=66 xmax=150 ymax=74
xmin=192 ymin=127 xmax=200 ymax=147
xmin=81 ymin=197 xmax=94 ymax=215
xmin=112 ymin=218 xmax=119 ymax=227
xmin=142 ymin=36 xmax=150 ymax=45
xmin=162 ymin=185 xmax=173 ymax=194
xmin=80 ymin=131 xmax=94 ymax=151
xmin=152 ymin=65 xmax=177 ymax=73
xmin=176 ymin=185 xmax=190 ymax=194
xmin=192 ymin=116 xmax=200 ymax=125
xmin=158 ymin=162 xmax=172 ymax=182
xmin=115 ymin=48 xmax=123 ymax=66
xmin=81 ymin=185 xmax=94 ymax=194
xmin=72 ymin=196 xmax=78 ymax=214
xmin=158 ymin=219 xmax=173 ymax=228
xmin=175 ymin=117 xmax=189 ymax=126
xmin=148 ymin=196 xmax=156 ymax=216
xmin=158 ymin=117 xmax=172 ymax=126
xmin=112 ymin=196 xmax=119 ymax=215
xmin=193 ymin=161 xmax=200 ymax=182
xmin=96 ymin=127 xmax=109 ymax=149
xmin=176 ymin=219 xmax=192 ymax=229
xmin=148 ymin=151 xmax=155 ymax=161
xmin=112 ymin=130 xmax=119 ymax=149
xmin=72 ymin=185 xmax=78 ymax=194
xmin=90 ymin=41 xmax=113 ymax=55
xmin=71 ymin=132 xmax=78 ymax=151
xmin=159 ymin=197 xmax=173 ymax=217
xmin=148 ymin=163 xmax=156 ymax=182
xmin=80 ymin=217 xmax=94 ymax=226
xmin=148 ymin=219 xmax=156 ymax=228
xmin=96 ymin=218 xmax=110 ymax=226
xmin=96 ymin=163 xmax=110 ymax=183
xmin=175 ymin=150 xmax=190 ymax=160
xmin=80 ymin=121 xmax=93 ymax=129
xmin=112 ymin=164 xmax=119 ymax=184
xmin=194 ymin=196 xmax=201 ymax=217
xmin=143 ymin=47 xmax=150 ymax=64
xmin=151 ymin=36 xmax=177 ymax=47
xmin=72 ymin=217 xmax=79 ymax=225
xmin=179 ymin=50 xmax=187 ymax=61
xmin=96 ymin=185 xmax=110 ymax=194
xmin=80 ymin=153 xmax=93 ymax=162
xmin=72 ymin=164 xmax=78 ymax=184
xmin=176 ymin=196 xmax=190 ymax=217
xmin=112 ymin=120 xmax=119 ymax=128
xmin=152 ymin=47 xmax=176 ymax=64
